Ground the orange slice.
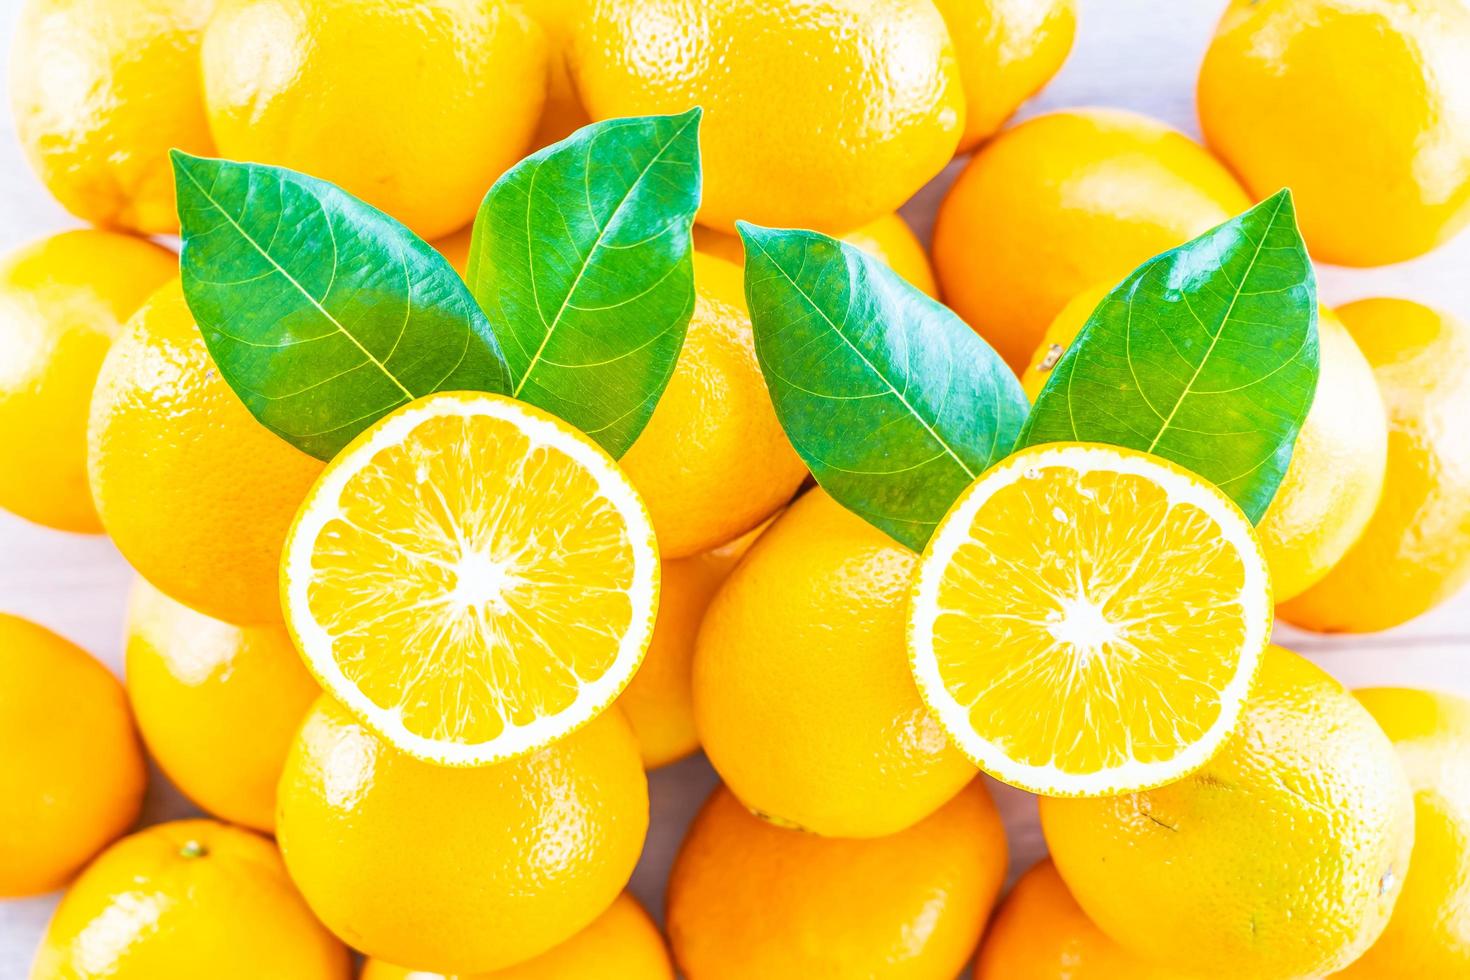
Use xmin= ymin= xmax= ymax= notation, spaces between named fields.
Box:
xmin=907 ymin=442 xmax=1270 ymax=796
xmin=282 ymin=392 xmax=659 ymax=766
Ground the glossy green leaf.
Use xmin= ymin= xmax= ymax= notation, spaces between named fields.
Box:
xmin=466 ymin=110 xmax=702 ymax=458
xmin=1018 ymin=190 xmax=1319 ymax=523
xmin=741 ymin=224 xmax=1029 ymax=552
xmin=172 ymin=151 xmax=507 ymax=460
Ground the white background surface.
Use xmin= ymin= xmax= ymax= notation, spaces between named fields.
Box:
xmin=2 ymin=0 xmax=1467 ymax=975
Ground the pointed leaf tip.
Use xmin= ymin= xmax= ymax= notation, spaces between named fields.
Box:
xmin=1019 ymin=195 xmax=1319 ymax=522
xmin=465 ymin=112 xmax=702 ymax=459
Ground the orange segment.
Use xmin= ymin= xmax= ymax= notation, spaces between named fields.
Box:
xmin=908 ymin=443 xmax=1270 ymax=796
xmin=283 ymin=392 xmax=659 ymax=766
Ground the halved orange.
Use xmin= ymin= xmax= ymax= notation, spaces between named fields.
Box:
xmin=907 ymin=442 xmax=1271 ymax=796
xmin=282 ymin=392 xmax=660 ymax=766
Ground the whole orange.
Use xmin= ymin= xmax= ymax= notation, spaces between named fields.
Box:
xmin=932 ymin=108 xmax=1250 ymax=371
xmin=124 ymin=578 xmax=319 ymax=831
xmin=668 ymin=780 xmax=1006 ymax=979
xmin=277 ymin=697 xmax=648 ymax=973
xmin=932 ymin=0 xmax=1077 ymax=150
xmin=88 ymin=280 xmax=323 ymax=625
xmin=975 ymin=859 xmax=1203 ymax=979
xmin=361 ymin=893 xmax=673 ymax=980
xmin=0 ymin=230 xmax=176 ymax=532
xmin=31 ymin=819 xmax=351 ymax=979
xmin=0 ymin=614 xmax=145 ymax=897
xmin=617 ymin=522 xmax=767 ymax=768
xmin=201 ymin=0 xmax=548 ymax=240
xmin=619 ymin=253 xmax=807 ymax=558
xmin=693 ymin=488 xmax=976 ymax=838
xmin=571 ymin=0 xmax=964 ymax=233
xmin=1198 ymin=0 xmax=1470 ymax=266
xmin=694 ymin=214 xmax=939 ymax=299
xmin=9 ymin=0 xmax=215 ymax=232
xmin=1280 ymin=299 xmax=1470 ymax=632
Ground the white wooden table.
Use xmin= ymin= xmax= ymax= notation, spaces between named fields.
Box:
xmin=2 ymin=0 xmax=1466 ymax=974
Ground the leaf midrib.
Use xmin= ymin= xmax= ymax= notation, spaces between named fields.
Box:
xmin=749 ymin=235 xmax=978 ymax=481
xmin=513 ymin=113 xmax=697 ymax=399
xmin=1143 ymin=193 xmax=1283 ymax=454
xmin=178 ymin=161 xmax=414 ymax=403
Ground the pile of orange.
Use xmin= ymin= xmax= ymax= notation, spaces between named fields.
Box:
xmin=2 ymin=1 xmax=1469 ymax=978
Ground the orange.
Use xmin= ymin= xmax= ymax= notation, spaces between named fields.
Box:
xmin=1041 ymin=646 xmax=1415 ymax=980
xmin=617 ymin=523 xmax=766 ymax=768
xmin=281 ymin=391 xmax=659 ymax=766
xmin=667 ymin=780 xmax=1006 ymax=980
xmin=0 ymin=614 xmax=145 ymax=897
xmin=693 ymin=214 xmax=939 ymax=298
xmin=620 ymin=253 xmax=807 ymax=558
xmin=1342 ymin=688 xmax=1470 ymax=978
xmin=1022 ymin=297 xmax=1388 ymax=603
xmin=361 ymin=893 xmax=673 ymax=980
xmin=571 ymin=0 xmax=964 ymax=233
xmin=124 ymin=578 xmax=319 ymax=832
xmin=9 ymin=0 xmax=215 ymax=233
xmin=909 ymin=442 xmax=1271 ymax=796
xmin=201 ymin=0 xmax=547 ymax=240
xmin=932 ymin=108 xmax=1251 ymax=371
xmin=693 ymin=488 xmax=976 ymax=838
xmin=1280 ymin=299 xmax=1470 ymax=632
xmin=974 ymin=859 xmax=1202 ymax=979
xmin=1018 ymin=283 xmax=1110 ymax=401
xmin=88 ymin=279 xmax=323 ymax=625
xmin=513 ymin=0 xmax=592 ymax=148
xmin=433 ymin=225 xmax=474 ymax=278
xmin=1256 ymin=307 xmax=1388 ymax=601
xmin=277 ymin=697 xmax=648 ymax=974
xmin=0 ymin=230 xmax=176 ymax=532
xmin=31 ymin=819 xmax=351 ymax=979
xmin=1198 ymin=0 xmax=1470 ymax=266
xmin=932 ymin=0 xmax=1077 ymax=150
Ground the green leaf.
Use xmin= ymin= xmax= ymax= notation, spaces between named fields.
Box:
xmin=1017 ymin=190 xmax=1319 ymax=523
xmin=741 ymin=224 xmax=1029 ymax=552
xmin=172 ymin=151 xmax=508 ymax=460
xmin=466 ymin=110 xmax=702 ymax=458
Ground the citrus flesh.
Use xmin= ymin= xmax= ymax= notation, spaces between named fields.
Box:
xmin=908 ymin=442 xmax=1271 ymax=796
xmin=283 ymin=391 xmax=659 ymax=767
